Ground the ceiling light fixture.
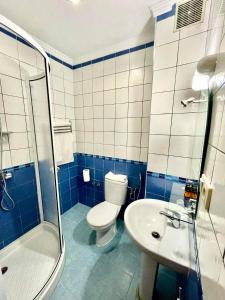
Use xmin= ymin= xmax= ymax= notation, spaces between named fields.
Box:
xmin=67 ymin=0 xmax=80 ymax=5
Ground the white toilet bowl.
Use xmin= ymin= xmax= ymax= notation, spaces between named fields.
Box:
xmin=86 ymin=172 xmax=128 ymax=247
xmin=87 ymin=201 xmax=120 ymax=246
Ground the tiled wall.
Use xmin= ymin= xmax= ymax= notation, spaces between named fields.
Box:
xmin=0 ymin=163 xmax=39 ymax=249
xmin=73 ymin=43 xmax=153 ymax=162
xmin=197 ymin=0 xmax=225 ymax=297
xmin=147 ymin=3 xmax=210 ymax=180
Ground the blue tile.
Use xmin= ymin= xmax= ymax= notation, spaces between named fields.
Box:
xmin=85 ymin=155 xmax=94 ymax=168
xmin=146 ymin=174 xmax=166 ymax=197
xmin=94 ymin=157 xmax=104 ymax=170
xmin=127 ymin=162 xmax=141 ymax=178
xmin=95 ymin=170 xmax=104 ymax=182
xmin=115 ymin=160 xmax=127 ymax=174
xmin=103 ymin=158 xmax=115 ymax=173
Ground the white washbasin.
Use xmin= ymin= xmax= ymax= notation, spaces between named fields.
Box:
xmin=124 ymin=199 xmax=193 ymax=300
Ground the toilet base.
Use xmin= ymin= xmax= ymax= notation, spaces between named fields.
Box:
xmin=96 ymin=222 xmax=117 ymax=247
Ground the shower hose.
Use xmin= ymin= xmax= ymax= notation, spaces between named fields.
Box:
xmin=0 ymin=118 xmax=15 ymax=211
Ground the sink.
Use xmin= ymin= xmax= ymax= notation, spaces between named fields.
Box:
xmin=124 ymin=199 xmax=193 ymax=300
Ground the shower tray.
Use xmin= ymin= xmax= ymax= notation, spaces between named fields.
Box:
xmin=0 ymin=222 xmax=65 ymax=300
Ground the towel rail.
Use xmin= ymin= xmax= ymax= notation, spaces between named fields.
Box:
xmin=53 ymin=121 xmax=72 ymax=133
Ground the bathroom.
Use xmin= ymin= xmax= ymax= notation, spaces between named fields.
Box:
xmin=0 ymin=0 xmax=224 ymax=299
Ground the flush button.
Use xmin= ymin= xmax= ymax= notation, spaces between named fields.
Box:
xmin=152 ymin=231 xmax=160 ymax=239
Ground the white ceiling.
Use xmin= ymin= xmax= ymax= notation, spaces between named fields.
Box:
xmin=0 ymin=0 xmax=173 ymax=63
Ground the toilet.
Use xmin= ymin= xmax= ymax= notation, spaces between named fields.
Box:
xmin=87 ymin=171 xmax=128 ymax=247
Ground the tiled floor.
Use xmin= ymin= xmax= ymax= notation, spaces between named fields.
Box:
xmin=51 ymin=203 xmax=141 ymax=300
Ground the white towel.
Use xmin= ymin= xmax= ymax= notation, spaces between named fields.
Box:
xmin=54 ymin=132 xmax=74 ymax=166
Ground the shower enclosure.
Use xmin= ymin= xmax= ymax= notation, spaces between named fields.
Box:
xmin=0 ymin=15 xmax=65 ymax=299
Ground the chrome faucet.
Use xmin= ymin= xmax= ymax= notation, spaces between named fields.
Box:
xmin=160 ymin=210 xmax=181 ymax=229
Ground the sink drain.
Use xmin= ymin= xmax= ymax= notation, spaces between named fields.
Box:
xmin=1 ymin=266 xmax=8 ymax=275
xmin=152 ymin=231 xmax=160 ymax=239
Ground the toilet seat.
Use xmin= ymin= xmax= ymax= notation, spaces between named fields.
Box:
xmin=87 ymin=201 xmax=120 ymax=229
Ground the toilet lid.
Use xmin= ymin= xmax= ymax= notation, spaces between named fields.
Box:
xmin=87 ymin=201 xmax=120 ymax=228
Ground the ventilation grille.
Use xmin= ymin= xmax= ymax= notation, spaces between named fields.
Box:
xmin=175 ymin=0 xmax=205 ymax=30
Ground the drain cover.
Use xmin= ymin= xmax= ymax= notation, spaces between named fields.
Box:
xmin=152 ymin=231 xmax=160 ymax=239
xmin=1 ymin=266 xmax=8 ymax=275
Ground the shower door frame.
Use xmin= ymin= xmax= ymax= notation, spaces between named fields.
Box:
xmin=0 ymin=14 xmax=65 ymax=299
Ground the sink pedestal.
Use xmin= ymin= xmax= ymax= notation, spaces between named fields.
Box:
xmin=139 ymin=253 xmax=158 ymax=300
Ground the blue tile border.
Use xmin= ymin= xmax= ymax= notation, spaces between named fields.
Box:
xmin=146 ymin=171 xmax=198 ymax=184
xmin=156 ymin=4 xmax=176 ymax=22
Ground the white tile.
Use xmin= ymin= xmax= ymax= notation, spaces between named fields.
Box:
xmin=104 ymin=131 xmax=114 ymax=144
xmin=82 ymin=65 xmax=92 ymax=80
xmin=155 ymin=16 xmax=179 ymax=46
xmin=145 ymin=47 xmax=153 ymax=66
xmin=142 ymin=101 xmax=151 ymax=118
xmin=75 ymin=120 xmax=84 ymax=131
xmin=116 ymin=87 xmax=128 ymax=103
xmin=74 ymin=68 xmax=82 ymax=82
xmin=103 ymin=144 xmax=114 ymax=157
xmin=94 ymin=143 xmax=104 ymax=156
xmin=66 ymin=106 xmax=75 ymax=119
xmin=6 ymin=114 xmax=26 ymax=132
xmin=74 ymin=107 xmax=84 ymax=120
xmin=74 ymin=95 xmax=83 ymax=107
xmin=11 ymin=148 xmax=30 ymax=166
xmin=93 ymin=91 xmax=103 ymax=105
xmin=0 ymin=94 xmax=3 ymax=113
xmin=218 ymin=108 xmax=225 ymax=153
xmin=127 ymin=133 xmax=141 ymax=147
xmin=2 ymin=150 xmax=12 ymax=169
xmin=142 ymin=117 xmax=150 ymax=132
xmin=128 ymin=118 xmax=142 ymax=132
xmin=130 ymin=49 xmax=145 ymax=69
xmin=115 ymin=132 xmax=127 ymax=146
xmin=50 ymin=59 xmax=63 ymax=78
xmin=167 ymin=156 xmax=192 ymax=178
xmin=9 ymin=133 xmax=28 ymax=149
xmin=104 ymin=90 xmax=115 ymax=104
xmin=115 ymin=118 xmax=127 ymax=132
xmin=144 ymin=66 xmax=153 ymax=84
xmin=83 ymin=106 xmax=93 ymax=119
xmin=0 ymin=75 xmax=23 ymax=97
xmin=74 ymin=81 xmax=82 ymax=95
xmin=3 ymin=95 xmax=25 ymax=115
xmin=129 ymin=85 xmax=143 ymax=102
xmin=94 ymin=131 xmax=103 ymax=143
xmin=169 ymin=136 xmax=198 ymax=158
xmin=83 ymin=93 xmax=92 ymax=106
xmin=127 ymin=146 xmax=140 ymax=161
xmin=92 ymin=62 xmax=103 ymax=78
xmin=149 ymin=135 xmax=170 ymax=155
xmin=115 ymin=145 xmax=127 ymax=159
xmin=116 ymin=71 xmax=129 ymax=88
xmin=116 ymin=103 xmax=128 ymax=118
xmin=18 ymin=43 xmax=37 ymax=66
xmin=53 ymin=90 xmax=64 ymax=105
xmin=77 ymin=142 xmax=84 ymax=152
xmin=85 ymin=143 xmax=94 ymax=155
xmin=85 ymin=131 xmax=94 ymax=143
xmin=178 ymin=32 xmax=207 ymax=65
xmin=140 ymin=147 xmax=148 ymax=162
xmin=64 ymin=80 xmax=73 ymax=95
xmin=129 ymin=68 xmax=144 ymax=86
xmin=104 ymin=74 xmax=115 ymax=90
xmin=171 ymin=113 xmax=197 ymax=135
xmin=147 ymin=154 xmax=167 ymax=173
xmin=175 ymin=63 xmax=197 ymax=90
xmin=128 ymin=102 xmax=142 ymax=119
xmin=152 ymin=68 xmax=176 ymax=93
xmin=65 ymin=93 xmax=74 ymax=107
xmin=64 ymin=67 xmax=73 ymax=82
xmin=93 ymin=77 xmax=103 ymax=92
xmin=141 ymin=133 xmax=149 ymax=147
xmin=149 ymin=114 xmax=171 ymax=135
xmin=104 ymin=58 xmax=115 ymax=75
xmin=84 ymin=120 xmax=93 ymax=132
xmin=52 ymin=76 xmax=64 ymax=92
xmin=83 ymin=79 xmax=92 ymax=94
xmin=0 ymin=53 xmax=20 ymax=78
xmin=116 ymin=54 xmax=129 ymax=72
xmin=104 ymin=118 xmax=115 ymax=131
xmin=54 ymin=104 xmax=66 ymax=119
xmin=151 ymin=91 xmax=174 ymax=114
xmin=143 ymin=84 xmax=152 ymax=100
xmin=104 ymin=104 xmax=115 ymax=118
xmin=154 ymin=42 xmax=179 ymax=70
xmin=0 ymin=32 xmax=18 ymax=59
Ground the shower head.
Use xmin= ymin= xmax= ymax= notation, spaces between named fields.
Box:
xmin=181 ymin=97 xmax=195 ymax=107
